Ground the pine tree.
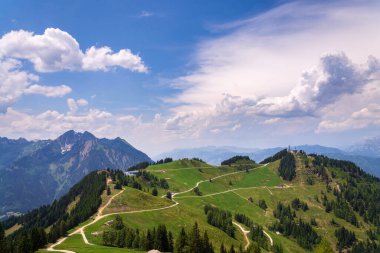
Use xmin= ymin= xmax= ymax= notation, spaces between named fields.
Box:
xmin=189 ymin=222 xmax=202 ymax=252
xmin=139 ymin=232 xmax=147 ymax=250
xmin=202 ymin=231 xmax=214 ymax=253
xmin=17 ymin=232 xmax=32 ymax=253
xmin=0 ymin=223 xmax=5 ymax=250
xmin=168 ymin=231 xmax=174 ymax=252
xmin=107 ymin=186 xmax=111 ymax=195
xmin=146 ymin=229 xmax=154 ymax=250
xmin=175 ymin=227 xmax=188 ymax=253
xmin=30 ymin=227 xmax=47 ymax=251
xmin=220 ymin=242 xmax=228 ymax=253
xmin=156 ymin=224 xmax=169 ymax=251
xmin=113 ymin=215 xmax=124 ymax=230
xmin=152 ymin=188 xmax=158 ymax=196
xmin=132 ymin=229 xmax=140 ymax=248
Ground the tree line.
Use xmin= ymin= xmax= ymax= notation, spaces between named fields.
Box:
xmin=278 ymin=153 xmax=296 ymax=181
xmin=291 ymin=198 xmax=308 ymax=211
xmin=1 ymin=171 xmax=106 ymax=253
xmin=103 ymin=217 xmax=215 ymax=253
xmin=260 ymin=149 xmax=288 ymax=164
xmin=204 ymin=204 xmax=235 ymax=238
xmin=109 ymin=169 xmax=169 ymax=195
xmin=103 ymin=215 xmax=173 ymax=251
xmin=234 ymin=212 xmax=269 ymax=250
xmin=270 ymin=202 xmax=320 ymax=250
xmin=221 ymin=156 xmax=254 ymax=166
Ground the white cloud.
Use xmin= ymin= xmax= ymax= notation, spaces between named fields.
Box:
xmin=0 ymin=58 xmax=38 ymax=111
xmin=0 ymin=28 xmax=147 ymax=73
xmin=82 ymin=46 xmax=147 ymax=72
xmin=164 ymin=1 xmax=380 ymax=140
xmin=139 ymin=11 xmax=154 ymax=17
xmin=24 ymin=84 xmax=72 ymax=97
xmin=171 ymin=1 xmax=380 ymax=109
xmin=318 ymin=104 xmax=380 ymax=132
xmin=252 ymin=53 xmax=379 ymax=117
xmin=76 ymin=98 xmax=88 ymax=107
xmin=165 ymin=53 xmax=380 ymax=136
xmin=67 ymin=98 xmax=88 ymax=113
xmin=0 ymin=58 xmax=72 ymax=111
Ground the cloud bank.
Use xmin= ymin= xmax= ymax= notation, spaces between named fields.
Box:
xmin=164 ymin=1 xmax=380 ymax=141
xmin=0 ymin=28 xmax=147 ymax=73
xmin=0 ymin=28 xmax=147 ymax=112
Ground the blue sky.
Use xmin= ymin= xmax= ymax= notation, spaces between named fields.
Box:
xmin=1 ymin=0 xmax=380 ymax=155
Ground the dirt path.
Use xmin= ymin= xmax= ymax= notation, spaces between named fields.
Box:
xmin=263 ymin=230 xmax=274 ymax=246
xmin=175 ymin=184 xmax=292 ymax=199
xmin=46 ymin=163 xmax=272 ymax=252
xmin=233 ymin=222 xmax=251 ymax=250
xmin=46 ymin=181 xmax=125 ymax=252
xmin=172 ymin=163 xmax=268 ymax=198
xmin=46 ymin=237 xmax=74 ymax=253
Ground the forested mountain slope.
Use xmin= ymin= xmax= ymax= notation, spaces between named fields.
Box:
xmin=2 ymin=151 xmax=380 ymax=253
xmin=0 ymin=130 xmax=152 ymax=216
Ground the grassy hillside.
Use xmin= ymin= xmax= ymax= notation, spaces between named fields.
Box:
xmin=13 ymin=156 xmax=380 ymax=253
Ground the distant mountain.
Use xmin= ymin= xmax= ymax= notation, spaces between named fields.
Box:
xmin=347 ymin=136 xmax=380 ymax=157
xmin=0 ymin=130 xmax=152 ymax=216
xmin=158 ymin=144 xmax=380 ymax=177
xmin=0 ymin=137 xmax=49 ymax=170
xmin=155 ymin=146 xmax=282 ymax=165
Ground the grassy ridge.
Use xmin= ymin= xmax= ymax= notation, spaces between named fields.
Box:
xmin=43 ymin=157 xmax=378 ymax=252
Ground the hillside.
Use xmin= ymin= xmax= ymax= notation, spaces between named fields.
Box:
xmin=158 ymin=145 xmax=380 ymax=178
xmin=1 ymin=152 xmax=377 ymax=253
xmin=0 ymin=130 xmax=152 ymax=217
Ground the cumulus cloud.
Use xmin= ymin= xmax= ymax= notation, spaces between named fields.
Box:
xmin=0 ymin=58 xmax=38 ymax=111
xmin=24 ymin=84 xmax=72 ymax=97
xmin=67 ymin=98 xmax=88 ymax=113
xmin=0 ymin=58 xmax=72 ymax=111
xmin=165 ymin=1 xmax=380 ymax=140
xmin=0 ymin=28 xmax=147 ymax=73
xmin=253 ymin=53 xmax=379 ymax=117
xmin=318 ymin=104 xmax=380 ymax=132
xmin=165 ymin=53 xmax=380 ymax=135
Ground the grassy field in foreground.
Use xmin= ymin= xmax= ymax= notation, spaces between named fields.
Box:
xmin=41 ymin=156 xmax=378 ymax=253
xmin=85 ymin=201 xmax=245 ymax=250
xmin=37 ymin=234 xmax=142 ymax=253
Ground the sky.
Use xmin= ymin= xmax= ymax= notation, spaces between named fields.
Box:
xmin=0 ymin=0 xmax=380 ymax=156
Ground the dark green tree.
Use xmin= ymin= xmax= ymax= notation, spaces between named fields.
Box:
xmin=189 ymin=222 xmax=202 ymax=252
xmin=0 ymin=223 xmax=5 ymax=250
xmin=152 ymin=188 xmax=158 ymax=196
xmin=220 ymin=242 xmax=227 ymax=253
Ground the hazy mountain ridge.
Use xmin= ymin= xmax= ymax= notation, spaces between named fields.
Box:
xmin=158 ymin=144 xmax=380 ymax=177
xmin=0 ymin=130 xmax=152 ymax=216
xmin=347 ymin=136 xmax=380 ymax=157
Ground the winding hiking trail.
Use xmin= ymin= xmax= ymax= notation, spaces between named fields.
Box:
xmin=263 ymin=230 xmax=274 ymax=247
xmin=47 ymin=163 xmax=275 ymax=253
xmin=233 ymin=222 xmax=251 ymax=250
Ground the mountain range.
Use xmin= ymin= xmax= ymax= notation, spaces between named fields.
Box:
xmin=0 ymin=130 xmax=152 ymax=217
